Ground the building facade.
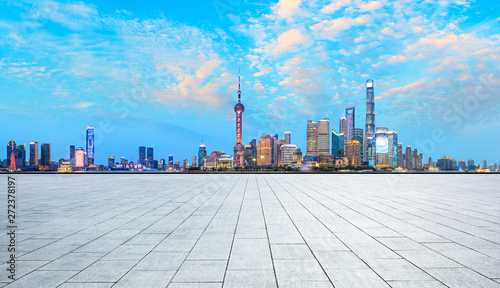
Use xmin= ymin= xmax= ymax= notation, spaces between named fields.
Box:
xmin=375 ymin=127 xmax=389 ymax=168
xmin=41 ymin=143 xmax=51 ymax=166
xmin=86 ymin=126 xmax=94 ymax=166
xmin=306 ymin=120 xmax=318 ymax=156
xmin=345 ymin=107 xmax=355 ymax=144
xmin=331 ymin=129 xmax=344 ymax=157
xmin=352 ymin=128 xmax=363 ymax=163
xmin=30 ymin=141 xmax=38 ymax=167
xmin=257 ymin=134 xmax=272 ymax=166
xmin=346 ymin=140 xmax=361 ymax=167
xmin=284 ymin=131 xmax=291 ymax=144
xmin=280 ymin=144 xmax=297 ymax=166
xmin=317 ymin=118 xmax=330 ymax=155
xmin=364 ymin=80 xmax=375 ymax=166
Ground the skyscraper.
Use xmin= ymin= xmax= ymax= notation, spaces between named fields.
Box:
xmin=284 ymin=131 xmax=291 ymax=144
xmin=270 ymin=134 xmax=279 ymax=167
xmin=346 ymin=140 xmax=361 ymax=167
xmin=331 ymin=129 xmax=344 ymax=156
xmin=405 ymin=146 xmax=412 ymax=169
xmin=317 ymin=118 xmax=330 ymax=155
xmin=41 ymin=143 xmax=51 ymax=166
xmin=139 ymin=146 xmax=146 ymax=165
xmin=243 ymin=144 xmax=256 ymax=166
xmin=375 ymin=127 xmax=389 ymax=168
xmin=198 ymin=141 xmax=207 ymax=167
xmin=339 ymin=114 xmax=347 ymax=135
xmin=192 ymin=156 xmax=197 ymax=167
xmin=168 ymin=155 xmax=174 ymax=166
xmin=69 ymin=145 xmax=75 ymax=167
xmin=233 ymin=71 xmax=245 ymax=166
xmin=7 ymin=140 xmax=18 ymax=168
xmin=306 ymin=120 xmax=318 ymax=156
xmin=397 ymin=143 xmax=402 ymax=168
xmin=108 ymin=156 xmax=115 ymax=168
xmin=30 ymin=141 xmax=38 ymax=167
xmin=280 ymin=144 xmax=297 ymax=166
xmin=387 ymin=131 xmax=398 ymax=168
xmin=86 ymin=126 xmax=94 ymax=166
xmin=352 ymin=128 xmax=364 ymax=163
xmin=364 ymin=80 xmax=375 ymax=165
xmin=257 ymin=134 xmax=272 ymax=166
xmin=345 ymin=107 xmax=355 ymax=143
xmin=147 ymin=147 xmax=154 ymax=167
xmin=75 ymin=147 xmax=85 ymax=168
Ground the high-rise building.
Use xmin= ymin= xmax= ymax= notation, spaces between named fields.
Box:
xmin=405 ymin=146 xmax=412 ymax=169
xmin=86 ymin=126 xmax=94 ymax=166
xmin=69 ymin=145 xmax=75 ymax=167
xmin=198 ymin=141 xmax=206 ymax=167
xmin=168 ymin=155 xmax=173 ymax=166
xmin=339 ymin=114 xmax=347 ymax=135
xmin=108 ymin=156 xmax=115 ymax=168
xmin=293 ymin=148 xmax=303 ymax=166
xmin=75 ymin=147 xmax=85 ymax=168
xmin=458 ymin=160 xmax=466 ymax=171
xmin=284 ymin=131 xmax=291 ymax=144
xmin=331 ymin=129 xmax=344 ymax=156
xmin=243 ymin=144 xmax=256 ymax=166
xmin=270 ymin=134 xmax=279 ymax=167
xmin=257 ymin=134 xmax=272 ymax=166
xmin=375 ymin=127 xmax=389 ymax=168
xmin=41 ymin=143 xmax=51 ymax=166
xmin=437 ymin=156 xmax=457 ymax=171
xmin=18 ymin=144 xmax=26 ymax=168
xmin=467 ymin=158 xmax=475 ymax=171
xmin=364 ymin=79 xmax=375 ymax=165
xmin=483 ymin=160 xmax=487 ymax=168
xmin=345 ymin=107 xmax=355 ymax=143
xmin=183 ymin=159 xmax=188 ymax=169
xmin=317 ymin=119 xmax=330 ymax=155
xmin=233 ymin=72 xmax=245 ymax=166
xmin=346 ymin=140 xmax=361 ymax=167
xmin=7 ymin=140 xmax=19 ymax=168
xmin=30 ymin=141 xmax=39 ymax=167
xmin=365 ymin=136 xmax=374 ymax=166
xmin=397 ymin=143 xmax=402 ymax=168
xmin=192 ymin=156 xmax=197 ymax=167
xmin=147 ymin=147 xmax=154 ymax=167
xmin=139 ymin=146 xmax=146 ymax=165
xmin=280 ymin=144 xmax=297 ymax=166
xmin=306 ymin=120 xmax=318 ymax=156
xmin=412 ymin=149 xmax=419 ymax=169
xmin=387 ymin=131 xmax=398 ymax=168
xmin=352 ymin=128 xmax=363 ymax=163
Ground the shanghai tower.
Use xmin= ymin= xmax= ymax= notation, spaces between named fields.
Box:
xmin=364 ymin=80 xmax=375 ymax=165
xmin=233 ymin=71 xmax=245 ymax=166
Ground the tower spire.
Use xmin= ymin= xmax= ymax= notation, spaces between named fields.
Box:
xmin=238 ymin=66 xmax=241 ymax=103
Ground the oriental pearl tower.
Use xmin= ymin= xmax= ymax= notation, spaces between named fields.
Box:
xmin=233 ymin=70 xmax=245 ymax=167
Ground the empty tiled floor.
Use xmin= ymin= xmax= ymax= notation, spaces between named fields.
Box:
xmin=1 ymin=174 xmax=499 ymax=287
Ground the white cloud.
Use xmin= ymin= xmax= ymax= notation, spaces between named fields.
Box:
xmin=358 ymin=1 xmax=383 ymax=11
xmin=279 ymin=57 xmax=305 ymax=74
xmin=320 ymin=0 xmax=351 ymax=13
xmin=272 ymin=0 xmax=302 ymax=19
xmin=266 ymin=28 xmax=312 ymax=56
xmin=310 ymin=15 xmax=373 ymax=39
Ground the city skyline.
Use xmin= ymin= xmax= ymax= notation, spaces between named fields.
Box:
xmin=1 ymin=0 xmax=499 ymax=165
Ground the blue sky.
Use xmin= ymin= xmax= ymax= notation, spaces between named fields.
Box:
xmin=1 ymin=0 xmax=499 ymax=165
